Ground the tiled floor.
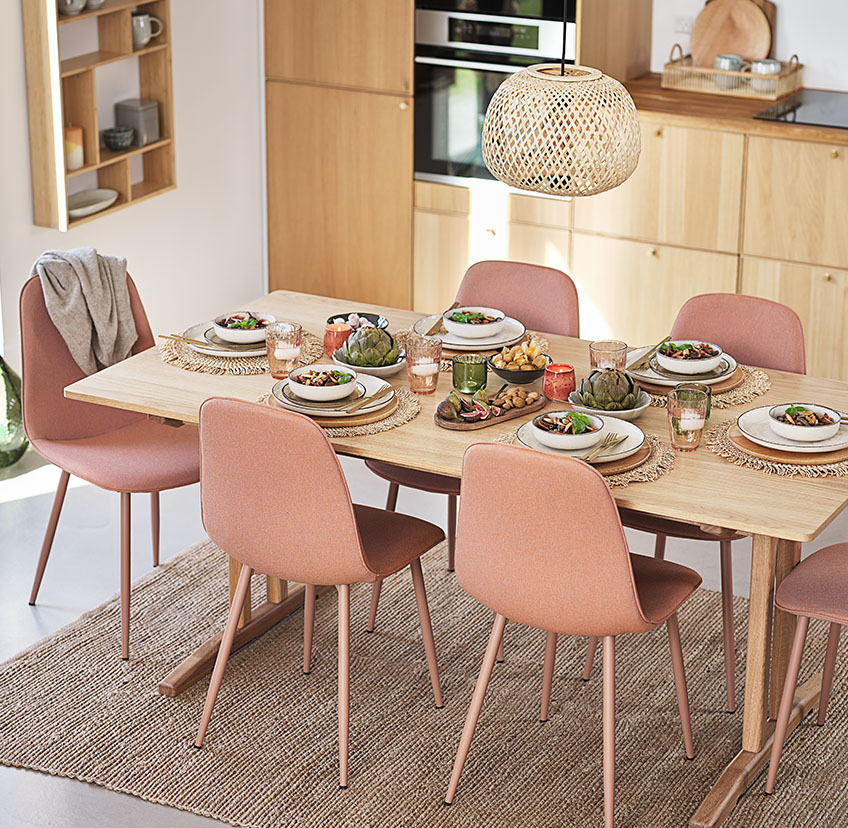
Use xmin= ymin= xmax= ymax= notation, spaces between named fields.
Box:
xmin=0 ymin=449 xmax=844 ymax=827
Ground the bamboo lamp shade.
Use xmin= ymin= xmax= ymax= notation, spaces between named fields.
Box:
xmin=482 ymin=65 xmax=641 ymax=197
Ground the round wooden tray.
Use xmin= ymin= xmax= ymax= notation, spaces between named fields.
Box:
xmin=727 ymin=424 xmax=848 ymax=466
xmin=268 ymin=393 xmax=398 ymax=428
xmin=594 ymin=441 xmax=651 ymax=475
xmin=636 ymin=365 xmax=745 ymax=396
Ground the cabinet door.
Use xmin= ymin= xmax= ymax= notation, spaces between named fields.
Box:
xmin=744 ymin=136 xmax=848 ymax=269
xmin=741 ymin=257 xmax=848 ymax=380
xmin=573 ymin=123 xmax=744 ymax=253
xmin=571 ymin=233 xmax=738 ymax=344
xmin=266 ymin=81 xmax=412 ymax=308
xmin=265 ymin=0 xmax=413 ymax=94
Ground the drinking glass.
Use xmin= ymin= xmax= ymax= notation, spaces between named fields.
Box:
xmin=406 ymin=333 xmax=442 ymax=394
xmin=667 ymin=388 xmax=709 ymax=451
xmin=324 ymin=322 xmax=352 ymax=357
xmin=543 ymin=363 xmax=576 ymax=401
xmin=589 ymin=340 xmax=627 ymax=370
xmin=266 ymin=322 xmax=303 ymax=379
xmin=452 ymin=354 xmax=487 ymax=394
xmin=675 ymin=382 xmax=712 ymax=422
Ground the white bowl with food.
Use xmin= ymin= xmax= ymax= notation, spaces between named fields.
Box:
xmin=655 ymin=340 xmax=724 ymax=375
xmin=767 ymin=403 xmax=841 ymax=442
xmin=530 ymin=411 xmax=604 ymax=451
xmin=287 ymin=364 xmax=358 ymax=402
xmin=213 ymin=311 xmax=275 ymax=344
xmin=442 ymin=306 xmax=506 ymax=339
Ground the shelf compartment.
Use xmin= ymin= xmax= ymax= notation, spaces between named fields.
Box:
xmin=58 ymin=0 xmax=157 ymax=25
xmin=65 ymin=137 xmax=173 ymax=178
xmin=62 ymin=70 xmax=98 ymax=170
xmin=60 ymin=42 xmax=167 ymax=77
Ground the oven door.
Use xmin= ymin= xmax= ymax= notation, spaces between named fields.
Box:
xmin=414 ymin=51 xmax=543 ymax=183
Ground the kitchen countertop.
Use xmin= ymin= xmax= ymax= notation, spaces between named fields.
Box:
xmin=625 ymin=73 xmax=848 ymax=145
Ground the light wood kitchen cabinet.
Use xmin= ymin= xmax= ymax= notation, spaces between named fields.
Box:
xmin=741 ymin=257 xmax=848 ymax=380
xmin=266 ymin=81 xmax=413 ymax=308
xmin=573 ymin=123 xmax=744 ymax=253
xmin=264 ymin=0 xmax=413 ymax=94
xmin=571 ymin=233 xmax=738 ymax=343
xmin=743 ymin=136 xmax=848 ymax=269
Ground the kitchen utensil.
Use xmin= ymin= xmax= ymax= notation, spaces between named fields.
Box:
xmin=160 ymin=334 xmax=233 ymax=352
xmin=131 ymin=12 xmax=163 ymax=50
xmin=751 ymin=57 xmax=782 ymax=92
xmin=714 ymin=54 xmax=748 ymax=89
xmin=626 ymin=335 xmax=671 ymax=371
xmin=581 ymin=432 xmax=623 ymax=461
xmin=426 ymin=302 xmax=459 ymax=336
xmin=690 ymin=0 xmax=771 ymax=68
xmin=344 ymin=384 xmax=393 ymax=414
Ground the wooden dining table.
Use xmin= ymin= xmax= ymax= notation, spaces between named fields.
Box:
xmin=65 ymin=289 xmax=848 ymax=827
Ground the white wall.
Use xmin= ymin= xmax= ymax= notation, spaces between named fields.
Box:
xmin=0 ymin=0 xmax=266 ymax=369
xmin=651 ymin=0 xmax=848 ymax=92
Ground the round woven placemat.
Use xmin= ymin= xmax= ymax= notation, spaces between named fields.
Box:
xmin=707 ymin=420 xmax=848 ymax=478
xmin=394 ymin=330 xmax=550 ymax=372
xmin=258 ymin=388 xmax=421 ymax=437
xmin=158 ymin=332 xmax=324 ymax=376
xmin=646 ymin=365 xmax=770 ymax=409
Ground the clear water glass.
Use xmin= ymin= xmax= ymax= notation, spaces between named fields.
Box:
xmin=590 ymin=340 xmax=628 ymax=370
xmin=667 ymin=388 xmax=709 ymax=451
xmin=406 ymin=333 xmax=442 ymax=394
xmin=266 ymin=322 xmax=303 ymax=379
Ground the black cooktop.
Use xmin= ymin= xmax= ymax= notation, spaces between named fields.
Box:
xmin=756 ymin=89 xmax=848 ymax=130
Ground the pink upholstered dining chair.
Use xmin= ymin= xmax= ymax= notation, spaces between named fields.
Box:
xmin=365 ymin=260 xmax=580 ymax=632
xmin=585 ymin=292 xmax=806 ymax=712
xmin=444 ymin=444 xmax=701 ymax=827
xmin=193 ymin=398 xmax=445 ymax=788
xmin=20 ymin=274 xmax=199 ymax=659
xmin=766 ymin=543 xmax=847 ymax=794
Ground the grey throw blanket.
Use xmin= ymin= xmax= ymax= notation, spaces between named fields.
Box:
xmin=33 ymin=247 xmax=138 ymax=375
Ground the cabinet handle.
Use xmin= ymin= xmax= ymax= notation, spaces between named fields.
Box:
xmin=830 ymin=149 xmax=840 ymax=159
xmin=647 ymin=247 xmax=658 ymax=257
xmin=653 ymin=128 xmax=663 ymax=137
xmin=824 ymin=272 xmax=833 ymax=281
xmin=486 ymin=228 xmax=497 ymax=236
xmin=399 ymin=101 xmax=410 ymax=111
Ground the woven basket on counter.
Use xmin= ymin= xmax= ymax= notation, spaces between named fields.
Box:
xmin=661 ymin=44 xmax=802 ymax=101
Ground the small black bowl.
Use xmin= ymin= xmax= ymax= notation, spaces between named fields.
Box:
xmin=487 ymin=353 xmax=552 ymax=385
xmin=326 ymin=312 xmax=389 ymax=330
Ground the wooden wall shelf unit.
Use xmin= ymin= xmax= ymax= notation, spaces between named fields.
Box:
xmin=22 ymin=0 xmax=176 ymax=230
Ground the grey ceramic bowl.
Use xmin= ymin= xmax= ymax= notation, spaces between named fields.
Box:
xmin=58 ymin=0 xmax=87 ymax=16
xmin=103 ymin=127 xmax=135 ymax=151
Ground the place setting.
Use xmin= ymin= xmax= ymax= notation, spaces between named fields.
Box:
xmin=411 ymin=304 xmax=527 ymax=352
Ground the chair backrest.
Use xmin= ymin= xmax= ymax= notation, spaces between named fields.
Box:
xmin=456 ymin=443 xmax=654 ymax=636
xmin=199 ymin=398 xmax=375 ymax=585
xmin=454 ymin=260 xmax=580 ymax=337
xmin=19 ymin=273 xmax=153 ymax=443
xmin=671 ymin=293 xmax=806 ymax=374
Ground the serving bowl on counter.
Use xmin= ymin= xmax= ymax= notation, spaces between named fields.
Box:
xmin=287 ymin=364 xmax=359 ymax=402
xmin=655 ymin=340 xmax=724 ymax=375
xmin=442 ymin=306 xmax=506 ymax=339
xmin=767 ymin=403 xmax=842 ymax=442
xmin=213 ymin=311 xmax=275 ymax=344
xmin=530 ymin=411 xmax=604 ymax=451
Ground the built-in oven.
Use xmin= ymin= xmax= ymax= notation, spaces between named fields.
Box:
xmin=415 ymin=1 xmax=576 ymax=184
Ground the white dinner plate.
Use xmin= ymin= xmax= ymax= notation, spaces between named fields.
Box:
xmin=413 ymin=314 xmax=526 ymax=351
xmin=516 ymin=416 xmax=645 ymax=463
xmin=271 ymin=373 xmax=394 ymax=418
xmin=626 ymin=345 xmax=738 ymax=387
xmin=279 ymin=380 xmax=366 ymax=408
xmin=184 ymin=322 xmax=266 ymax=358
xmin=736 ymin=406 xmax=848 ymax=454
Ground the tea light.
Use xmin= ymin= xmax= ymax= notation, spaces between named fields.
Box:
xmin=410 ymin=362 xmax=439 ymax=376
xmin=543 ymin=363 xmax=576 ymax=401
xmin=274 ymin=345 xmax=301 ymax=361
xmin=679 ymin=414 xmax=705 ymax=431
xmin=324 ymin=322 xmax=352 ymax=356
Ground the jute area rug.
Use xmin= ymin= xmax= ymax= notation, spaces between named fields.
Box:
xmin=0 ymin=540 xmax=844 ymax=828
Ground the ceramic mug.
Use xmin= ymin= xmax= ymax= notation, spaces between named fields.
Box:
xmin=751 ymin=58 xmax=782 ymax=93
xmin=58 ymin=0 xmax=87 ymax=15
xmin=131 ymin=12 xmax=163 ymax=50
xmin=714 ymin=53 xmax=748 ymax=91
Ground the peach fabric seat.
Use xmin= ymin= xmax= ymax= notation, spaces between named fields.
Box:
xmin=766 ymin=543 xmax=848 ymax=794
xmin=592 ymin=292 xmax=807 ymax=712
xmin=193 ymin=399 xmax=445 ymax=788
xmin=366 ymin=260 xmax=580 ymax=630
xmin=445 ymin=444 xmax=701 ymax=828
xmin=20 ymin=273 xmax=200 ymax=659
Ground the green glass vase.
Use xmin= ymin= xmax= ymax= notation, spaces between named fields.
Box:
xmin=0 ymin=357 xmax=27 ymax=468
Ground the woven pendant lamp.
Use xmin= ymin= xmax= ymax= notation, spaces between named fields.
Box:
xmin=482 ymin=64 xmax=641 ymax=197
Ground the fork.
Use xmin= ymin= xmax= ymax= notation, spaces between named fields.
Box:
xmin=580 ymin=432 xmax=621 ymax=462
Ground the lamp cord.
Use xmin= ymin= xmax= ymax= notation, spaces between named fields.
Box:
xmin=560 ymin=0 xmax=566 ymax=75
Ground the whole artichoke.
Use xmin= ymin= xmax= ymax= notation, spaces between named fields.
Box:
xmin=341 ymin=328 xmax=399 ymax=367
xmin=578 ymin=369 xmax=639 ymax=411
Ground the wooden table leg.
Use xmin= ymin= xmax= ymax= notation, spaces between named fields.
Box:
xmin=770 ymin=540 xmax=802 ymax=720
xmin=266 ymin=576 xmax=287 ymax=604
xmin=228 ymin=556 xmax=252 ymax=628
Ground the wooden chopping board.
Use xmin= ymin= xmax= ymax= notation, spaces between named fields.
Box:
xmin=434 ymin=395 xmax=546 ymax=431
xmin=634 ymin=365 xmax=745 ymax=396
xmin=691 ymin=0 xmax=772 ymax=67
xmin=727 ymin=424 xmax=848 ymax=465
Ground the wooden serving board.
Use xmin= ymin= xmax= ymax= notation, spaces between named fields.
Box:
xmin=635 ymin=365 xmax=745 ymax=396
xmin=268 ymin=394 xmax=398 ymax=428
xmin=594 ymin=441 xmax=652 ymax=475
xmin=691 ymin=0 xmax=771 ymax=67
xmin=434 ymin=395 xmax=546 ymax=431
xmin=728 ymin=424 xmax=848 ymax=465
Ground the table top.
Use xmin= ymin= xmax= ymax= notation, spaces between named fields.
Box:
xmin=65 ymin=290 xmax=848 ymax=543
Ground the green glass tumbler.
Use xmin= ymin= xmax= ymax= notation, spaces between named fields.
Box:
xmin=452 ymin=354 xmax=487 ymax=395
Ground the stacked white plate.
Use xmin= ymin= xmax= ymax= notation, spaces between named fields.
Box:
xmin=515 ymin=416 xmax=646 ymax=463
xmin=625 ymin=345 xmax=738 ymax=387
xmin=736 ymin=406 xmax=848 ymax=454
xmin=183 ymin=322 xmax=266 ymax=358
xmin=271 ymin=374 xmax=395 ymax=418
xmin=413 ymin=314 xmax=526 ymax=352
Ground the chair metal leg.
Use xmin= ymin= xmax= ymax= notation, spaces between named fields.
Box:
xmin=120 ymin=492 xmax=131 ymax=660
xmin=303 ymin=583 xmax=316 ymax=674
xmin=365 ymin=482 xmax=399 ymax=632
xmin=584 ymin=636 xmax=599 ymax=681
xmin=496 ymin=613 xmax=505 ymax=663
xmin=603 ymin=636 xmax=616 ymax=828
xmin=654 ymin=534 xmax=667 ymax=560
xmin=29 ymin=469 xmax=70 ymax=605
xmin=667 ymin=613 xmax=696 ymax=759
xmin=719 ymin=539 xmax=736 ymax=712
xmin=765 ymin=615 xmax=809 ymax=794
xmin=447 ymin=494 xmax=457 ymax=571
xmin=410 ymin=558 xmax=443 ymax=708
xmin=150 ymin=492 xmax=160 ymax=567
xmin=540 ymin=631 xmax=558 ymax=722
xmin=194 ymin=563 xmax=253 ymax=747
xmin=445 ymin=612 xmax=507 ymax=805
xmin=818 ymin=622 xmax=841 ymax=726
xmin=338 ymin=584 xmax=350 ymax=788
